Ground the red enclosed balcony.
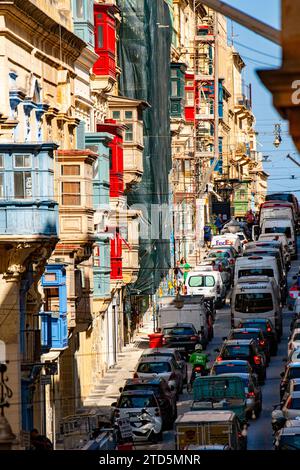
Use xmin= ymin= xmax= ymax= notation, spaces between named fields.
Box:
xmin=93 ymin=3 xmax=118 ymax=79
xmin=110 ymin=230 xmax=122 ymax=280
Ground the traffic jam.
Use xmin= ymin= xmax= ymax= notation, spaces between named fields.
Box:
xmin=112 ymin=193 xmax=300 ymax=451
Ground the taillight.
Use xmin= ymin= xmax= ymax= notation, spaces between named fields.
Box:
xmin=267 ymin=326 xmax=272 ymax=332
xmin=194 ymin=366 xmax=203 ymax=372
xmin=190 ymin=336 xmax=198 ymax=341
xmin=254 ymin=355 xmax=261 ymax=365
xmin=247 ymin=391 xmax=255 ymax=398
xmin=162 ymin=337 xmax=166 ymax=345
xmin=259 ymin=340 xmax=265 ymax=346
xmin=155 ymin=408 xmax=160 ymax=417
xmin=133 ymin=372 xmax=138 ymax=378
xmin=216 ymin=356 xmax=222 ymax=362
xmin=183 ymin=285 xmax=187 ymax=295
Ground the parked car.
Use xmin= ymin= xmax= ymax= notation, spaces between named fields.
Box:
xmin=226 ymin=328 xmax=271 ymax=365
xmin=120 ymin=377 xmax=177 ymax=430
xmin=288 ymin=328 xmax=300 ymax=354
xmin=141 ymin=348 xmax=188 ymax=384
xmin=217 ymin=372 xmax=262 ymax=419
xmin=272 ymin=392 xmax=300 ymax=431
xmin=281 ymin=379 xmax=300 ymax=404
xmin=215 ymin=339 xmax=267 ymax=384
xmin=274 ymin=420 xmax=300 ymax=450
xmin=210 ymin=359 xmax=254 ymax=377
xmin=285 ymin=347 xmax=300 ymax=365
xmin=112 ymin=390 xmax=163 ymax=443
xmin=280 ymin=362 xmax=300 ymax=400
xmin=161 ymin=323 xmax=201 ymax=357
xmin=290 ymin=317 xmax=300 ymax=333
xmin=238 ymin=318 xmax=278 ymax=355
xmin=134 ymin=356 xmax=184 ymax=396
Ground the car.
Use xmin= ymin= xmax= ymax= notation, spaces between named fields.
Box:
xmin=217 ymin=372 xmax=262 ymax=419
xmin=290 ymin=317 xmax=300 ymax=332
xmin=215 ymin=339 xmax=267 ymax=384
xmin=226 ymin=328 xmax=271 ymax=365
xmin=205 ymin=248 xmax=236 ymax=277
xmin=274 ymin=391 xmax=300 ymax=423
xmin=210 ymin=359 xmax=254 ymax=377
xmin=112 ymin=390 xmax=163 ymax=442
xmin=288 ymin=328 xmax=300 ymax=354
xmin=134 ymin=356 xmax=183 ymax=396
xmin=120 ymin=377 xmax=177 ymax=430
xmin=285 ymin=347 xmax=300 ymax=365
xmin=274 ymin=420 xmax=300 ymax=450
xmin=280 ymin=362 xmax=300 ymax=399
xmin=141 ymin=348 xmax=188 ymax=384
xmin=161 ymin=323 xmax=201 ymax=356
xmin=238 ymin=318 xmax=278 ymax=355
xmin=198 ymin=257 xmax=232 ymax=287
xmin=282 ymin=379 xmax=300 ymax=404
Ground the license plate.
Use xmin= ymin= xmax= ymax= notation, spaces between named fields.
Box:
xmin=176 ymin=347 xmax=186 ymax=351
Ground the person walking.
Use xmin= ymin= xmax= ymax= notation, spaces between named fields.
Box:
xmin=214 ymin=214 xmax=223 ymax=234
xmin=174 ymin=261 xmax=184 ymax=294
xmin=180 ymin=258 xmax=191 ymax=284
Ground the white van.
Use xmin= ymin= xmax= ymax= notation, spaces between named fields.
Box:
xmin=260 ymin=206 xmax=295 ymax=227
xmin=258 ymin=233 xmax=291 ymax=268
xmin=185 ymin=270 xmax=227 ymax=308
xmin=211 ymin=234 xmax=242 ymax=254
xmin=231 ymin=276 xmax=282 ymax=337
xmin=260 ymin=218 xmax=297 ymax=259
xmin=234 ymin=255 xmax=281 ymax=300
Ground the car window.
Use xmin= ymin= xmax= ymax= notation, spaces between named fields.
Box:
xmin=137 ymin=362 xmax=171 ymax=374
xmin=188 ymin=275 xmax=215 ymax=287
xmin=213 ymin=364 xmax=248 ymax=374
xmin=288 ymin=368 xmax=300 ymax=380
xmin=292 ymin=333 xmax=300 ymax=341
xmin=124 ymin=384 xmax=159 ymax=396
xmin=235 ymin=293 xmax=273 ymax=314
xmin=289 ymin=398 xmax=300 ymax=409
xmin=163 ymin=327 xmax=195 ymax=335
xmin=222 ymin=345 xmax=250 ymax=357
xmin=238 ymin=268 xmax=274 ymax=278
xmin=119 ymin=394 xmax=157 ymax=408
xmin=232 ymin=332 xmax=259 ymax=341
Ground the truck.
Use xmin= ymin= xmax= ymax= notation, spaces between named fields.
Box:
xmin=174 ymin=410 xmax=247 ymax=450
xmin=157 ymin=295 xmax=212 ymax=348
xmin=191 ymin=375 xmax=247 ymax=424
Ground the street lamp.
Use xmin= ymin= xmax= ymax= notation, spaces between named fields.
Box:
xmin=273 ymin=124 xmax=282 ymax=148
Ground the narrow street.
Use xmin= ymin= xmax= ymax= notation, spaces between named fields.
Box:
xmin=133 ymin=250 xmax=299 ymax=451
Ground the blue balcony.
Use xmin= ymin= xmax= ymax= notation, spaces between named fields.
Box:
xmin=39 ymin=312 xmax=52 ymax=353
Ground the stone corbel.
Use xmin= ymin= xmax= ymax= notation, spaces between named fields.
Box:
xmin=9 ymin=90 xmax=26 ymax=120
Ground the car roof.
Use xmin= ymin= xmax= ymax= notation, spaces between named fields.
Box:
xmin=214 ymin=360 xmax=250 ymax=366
xmin=142 ymin=348 xmax=177 ymax=355
xmin=224 ymin=339 xmax=253 ymax=346
xmin=124 ymin=378 xmax=163 ymax=386
xmin=288 ymin=362 xmax=300 ymax=368
xmin=120 ymin=390 xmax=156 ymax=396
xmin=162 ymin=322 xmax=194 ymax=328
xmin=138 ymin=356 xmax=173 ymax=364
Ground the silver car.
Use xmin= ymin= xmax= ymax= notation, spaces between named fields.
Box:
xmin=272 ymin=391 xmax=300 ymax=430
xmin=134 ymin=356 xmax=183 ymax=395
xmin=141 ymin=348 xmax=187 ymax=384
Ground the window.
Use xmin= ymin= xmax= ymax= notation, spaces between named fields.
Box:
xmin=137 ymin=362 xmax=171 ymax=374
xmin=0 ymin=155 xmax=3 ymax=167
xmin=125 ymin=123 xmax=133 ymax=142
xmin=44 ymin=273 xmax=57 ymax=282
xmin=14 ymin=154 xmax=31 ymax=168
xmin=0 ymin=174 xmax=4 ymax=199
xmin=171 ymin=81 xmax=178 ymax=97
xmin=62 ymin=182 xmax=81 ymax=205
xmin=235 ymin=293 xmax=273 ymax=314
xmin=125 ymin=110 xmax=133 ymax=120
xmin=44 ymin=287 xmax=59 ymax=312
xmin=112 ymin=110 xmax=120 ymax=120
xmin=186 ymin=91 xmax=194 ymax=106
xmin=97 ymin=25 xmax=103 ymax=48
xmin=238 ymin=268 xmax=274 ymax=278
xmin=76 ymin=0 xmax=84 ymax=18
xmin=14 ymin=172 xmax=32 ymax=199
xmin=61 ymin=165 xmax=80 ymax=176
xmin=188 ymin=275 xmax=215 ymax=287
xmin=171 ymin=69 xmax=177 ymax=78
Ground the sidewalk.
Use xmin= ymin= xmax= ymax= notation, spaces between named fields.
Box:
xmin=82 ymin=319 xmax=154 ymax=419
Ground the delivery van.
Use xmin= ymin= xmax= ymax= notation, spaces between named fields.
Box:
xmin=260 ymin=218 xmax=297 ymax=259
xmin=175 ymin=410 xmax=247 ymax=450
xmin=185 ymin=269 xmax=227 ymax=308
xmin=211 ymin=234 xmax=242 ymax=254
xmin=259 ymin=201 xmax=296 ymax=228
xmin=231 ymin=276 xmax=282 ymax=338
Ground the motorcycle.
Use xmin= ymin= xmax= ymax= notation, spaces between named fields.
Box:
xmin=271 ymin=407 xmax=286 ymax=433
xmin=188 ymin=364 xmax=209 ymax=392
xmin=127 ymin=409 xmax=163 ymax=443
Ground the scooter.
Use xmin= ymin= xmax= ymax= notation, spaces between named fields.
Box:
xmin=129 ymin=409 xmax=163 ymax=443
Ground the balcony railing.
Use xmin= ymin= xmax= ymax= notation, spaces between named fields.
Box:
xmin=235 ymin=94 xmax=252 ymax=110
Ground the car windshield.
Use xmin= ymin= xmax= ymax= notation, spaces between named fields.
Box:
xmin=137 ymin=362 xmax=171 ymax=374
xmin=222 ymin=345 xmax=250 ymax=358
xmin=266 ymin=194 xmax=291 ymax=202
xmin=188 ymin=275 xmax=215 ymax=287
xmin=279 ymin=435 xmax=300 ymax=450
xmin=240 ymin=322 xmax=270 ymax=332
xmin=213 ymin=364 xmax=248 ymax=374
xmin=289 ymin=398 xmax=300 ymax=409
xmin=163 ymin=327 xmax=194 ymax=336
xmin=288 ymin=368 xmax=300 ymax=380
xmin=265 ymin=227 xmax=292 ymax=237
xmin=292 ymin=334 xmax=300 ymax=341
xmin=235 ymin=293 xmax=273 ymax=313
xmin=238 ymin=269 xmax=274 ymax=278
xmin=118 ymin=394 xmax=157 ymax=408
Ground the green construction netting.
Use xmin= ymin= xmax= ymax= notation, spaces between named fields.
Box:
xmin=117 ymin=0 xmax=172 ymax=294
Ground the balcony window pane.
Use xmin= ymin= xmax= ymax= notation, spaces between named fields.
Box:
xmin=112 ymin=110 xmax=120 ymax=120
xmin=14 ymin=171 xmax=32 ymax=198
xmin=171 ymin=81 xmax=178 ymax=97
xmin=62 ymin=182 xmax=81 ymax=205
xmin=186 ymin=91 xmax=194 ymax=106
xmin=44 ymin=287 xmax=59 ymax=312
xmin=0 ymin=174 xmax=4 ymax=199
xmin=0 ymin=155 xmax=3 ymax=167
xmin=76 ymin=0 xmax=84 ymax=18
xmin=44 ymin=273 xmax=56 ymax=282
xmin=125 ymin=111 xmax=133 ymax=120
xmin=61 ymin=165 xmax=80 ymax=176
xmin=125 ymin=124 xmax=133 ymax=142
xmin=171 ymin=69 xmax=177 ymax=78
xmin=98 ymin=25 xmax=103 ymax=48
xmin=14 ymin=154 xmax=31 ymax=168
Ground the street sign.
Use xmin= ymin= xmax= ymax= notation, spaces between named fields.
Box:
xmin=41 ymin=375 xmax=52 ymax=386
xmin=117 ymin=418 xmax=133 ymax=440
